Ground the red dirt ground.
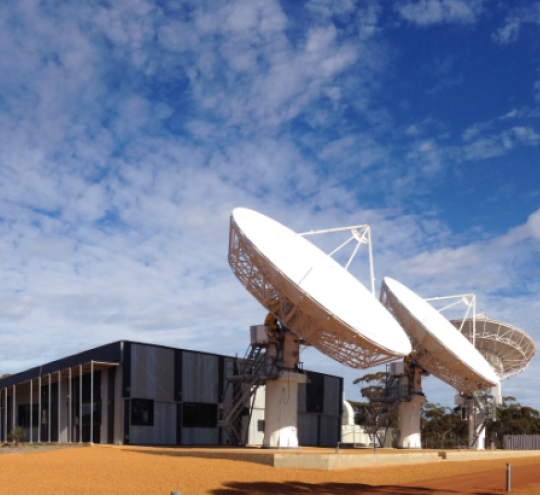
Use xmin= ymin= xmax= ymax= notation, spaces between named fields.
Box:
xmin=0 ymin=445 xmax=540 ymax=494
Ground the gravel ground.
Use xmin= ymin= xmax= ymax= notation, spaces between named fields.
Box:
xmin=0 ymin=445 xmax=539 ymax=494
xmin=0 ymin=442 xmax=87 ymax=455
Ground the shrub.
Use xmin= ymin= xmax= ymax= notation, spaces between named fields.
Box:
xmin=10 ymin=426 xmax=26 ymax=445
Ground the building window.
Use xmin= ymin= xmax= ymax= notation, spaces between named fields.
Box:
xmin=131 ymin=399 xmax=154 ymax=426
xmin=183 ymin=402 xmax=217 ymax=428
xmin=81 ymin=402 xmax=102 ymax=425
xmin=18 ymin=404 xmax=39 ymax=427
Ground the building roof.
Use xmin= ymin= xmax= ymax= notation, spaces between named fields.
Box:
xmin=0 ymin=339 xmax=343 ymax=390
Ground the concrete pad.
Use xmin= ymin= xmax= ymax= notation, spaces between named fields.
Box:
xmin=444 ymin=450 xmax=540 ymax=462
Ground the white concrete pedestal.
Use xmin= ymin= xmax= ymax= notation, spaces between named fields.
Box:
xmin=398 ymin=395 xmax=427 ymax=449
xmin=468 ymin=399 xmax=486 ymax=450
xmin=263 ymin=371 xmax=307 ymax=449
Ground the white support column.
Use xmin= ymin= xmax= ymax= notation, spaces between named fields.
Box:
xmin=30 ymin=379 xmax=33 ymax=443
xmin=69 ymin=368 xmax=72 ymax=443
xmin=263 ymin=371 xmax=307 ymax=448
xmin=12 ymin=385 xmax=16 ymax=435
xmin=79 ymin=365 xmax=82 ymax=443
xmin=397 ymin=368 xmax=426 ymax=449
xmin=48 ymin=374 xmax=51 ymax=443
xmin=398 ymin=396 xmax=426 ymax=448
xmin=38 ymin=376 xmax=41 ymax=443
xmin=467 ymin=398 xmax=486 ymax=450
xmin=57 ymin=371 xmax=61 ymax=443
xmin=90 ymin=361 xmax=94 ymax=445
xmin=4 ymin=388 xmax=7 ymax=442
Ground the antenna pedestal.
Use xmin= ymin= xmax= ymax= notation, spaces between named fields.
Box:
xmin=397 ymin=368 xmax=426 ymax=449
xmin=263 ymin=371 xmax=307 ymax=449
xmin=468 ymin=398 xmax=486 ymax=450
xmin=398 ymin=395 xmax=426 ymax=449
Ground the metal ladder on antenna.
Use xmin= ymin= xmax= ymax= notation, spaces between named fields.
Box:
xmin=470 ymin=391 xmax=494 ymax=448
xmin=218 ymin=343 xmax=277 ymax=446
xmin=366 ymin=371 xmax=408 ymax=447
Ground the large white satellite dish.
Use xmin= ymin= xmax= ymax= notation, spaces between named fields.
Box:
xmin=229 ymin=208 xmax=412 ymax=368
xmin=380 ymin=277 xmax=498 ymax=393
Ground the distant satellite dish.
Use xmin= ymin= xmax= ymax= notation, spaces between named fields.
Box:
xmin=451 ymin=315 xmax=536 ymax=381
xmin=229 ymin=208 xmax=411 ymax=368
xmin=381 ymin=277 xmax=499 ymax=393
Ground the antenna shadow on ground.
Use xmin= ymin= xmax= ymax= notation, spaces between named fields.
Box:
xmin=208 ymin=481 xmax=458 ymax=494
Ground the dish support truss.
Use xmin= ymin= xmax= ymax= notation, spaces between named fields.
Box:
xmin=229 ymin=218 xmax=398 ymax=369
xmin=424 ymin=294 xmax=477 ymax=346
xmin=452 ymin=317 xmax=536 ymax=381
xmin=380 ymin=283 xmax=492 ymax=394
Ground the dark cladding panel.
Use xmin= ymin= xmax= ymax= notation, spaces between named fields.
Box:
xmin=320 ymin=415 xmax=339 ymax=446
xmin=130 ymin=344 xmax=174 ymax=402
xmin=323 ymin=375 xmax=340 ymax=416
xmin=107 ymin=368 xmax=115 ymax=444
xmin=124 ymin=400 xmax=130 ymax=445
xmin=123 ymin=342 xmax=131 ymax=398
xmin=181 ymin=427 xmax=219 ymax=445
xmin=297 ymin=413 xmax=318 ymax=446
xmin=222 ymin=358 xmax=235 ymax=406
xmin=176 ymin=403 xmax=182 ymax=445
xmin=174 ymin=350 xmax=183 ymax=402
xmin=297 ymin=383 xmax=307 ymax=414
xmin=182 ymin=352 xmax=219 ymax=403
xmin=182 ymin=402 xmax=218 ymax=428
xmin=306 ymin=371 xmax=325 ymax=414
xmin=218 ymin=356 xmax=225 ymax=402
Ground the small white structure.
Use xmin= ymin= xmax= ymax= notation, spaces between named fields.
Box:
xmin=341 ymin=399 xmax=371 ymax=447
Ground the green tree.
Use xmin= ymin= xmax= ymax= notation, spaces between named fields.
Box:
xmin=353 ymin=371 xmax=399 ymax=431
xmin=487 ymin=396 xmax=540 ymax=447
xmin=421 ymin=403 xmax=467 ymax=449
xmin=353 ymin=371 xmax=387 ymax=398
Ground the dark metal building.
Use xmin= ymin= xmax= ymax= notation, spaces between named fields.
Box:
xmin=0 ymin=341 xmax=343 ymax=446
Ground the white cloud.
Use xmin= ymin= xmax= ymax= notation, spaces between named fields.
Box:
xmin=461 ymin=126 xmax=540 ymax=161
xmin=396 ymin=0 xmax=484 ymax=26
xmin=512 ymin=126 xmax=540 ymax=146
xmin=306 ymin=0 xmax=356 ymax=19
xmin=492 ymin=3 xmax=540 ymax=44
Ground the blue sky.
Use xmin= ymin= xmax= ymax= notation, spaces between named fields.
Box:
xmin=0 ymin=0 xmax=539 ymax=408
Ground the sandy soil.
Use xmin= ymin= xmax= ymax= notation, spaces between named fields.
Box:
xmin=0 ymin=446 xmax=539 ymax=494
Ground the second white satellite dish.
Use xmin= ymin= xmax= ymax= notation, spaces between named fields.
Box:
xmin=381 ymin=277 xmax=499 ymax=393
xmin=229 ymin=208 xmax=412 ymax=368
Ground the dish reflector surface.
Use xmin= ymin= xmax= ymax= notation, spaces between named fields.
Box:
xmin=381 ymin=277 xmax=499 ymax=393
xmin=229 ymin=208 xmax=411 ymax=368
